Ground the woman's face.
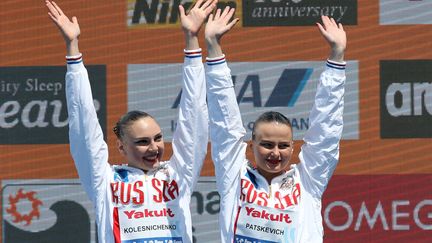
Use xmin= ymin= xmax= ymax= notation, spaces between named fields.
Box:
xmin=117 ymin=117 xmax=164 ymax=171
xmin=252 ymin=121 xmax=294 ymax=182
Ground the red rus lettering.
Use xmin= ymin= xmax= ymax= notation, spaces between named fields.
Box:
xmin=111 ymin=182 xmax=119 ymax=204
xmin=166 ymin=180 xmax=179 ymax=201
xmin=246 ymin=183 xmax=258 ymax=203
xmin=274 ymin=191 xmax=286 ymax=209
xmin=240 ymin=179 xmax=251 ymax=201
xmin=152 ymin=178 xmax=163 ymax=203
xmin=274 ymin=183 xmax=301 ymax=209
xmin=152 ymin=178 xmax=180 ymax=203
xmin=241 ymin=179 xmax=269 ymax=206
xmin=132 ymin=181 xmax=145 ymax=204
xmin=292 ymin=183 xmax=301 ymax=205
xmin=257 ymin=192 xmax=269 ymax=207
xmin=120 ymin=182 xmax=132 ymax=204
xmin=280 ymin=191 xmax=295 ymax=208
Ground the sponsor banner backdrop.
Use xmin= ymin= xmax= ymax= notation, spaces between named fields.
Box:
xmin=190 ymin=178 xmax=221 ymax=243
xmin=2 ymin=180 xmax=97 ymax=243
xmin=0 ymin=66 xmax=107 ymax=144
xmin=1 ymin=178 xmax=221 ymax=243
xmin=380 ymin=0 xmax=432 ymax=25
xmin=128 ymin=61 xmax=359 ymax=141
xmin=380 ymin=60 xmax=432 ymax=138
xmin=3 ymin=176 xmax=432 ymax=242
xmin=1 ymin=0 xmax=432 ymax=240
xmin=323 ymin=174 xmax=432 ymax=241
xmin=243 ymin=0 xmax=357 ymax=27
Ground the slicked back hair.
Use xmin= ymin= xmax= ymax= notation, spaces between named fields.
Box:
xmin=252 ymin=111 xmax=292 ymax=140
xmin=113 ymin=110 xmax=154 ymax=140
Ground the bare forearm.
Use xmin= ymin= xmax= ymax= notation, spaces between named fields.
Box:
xmin=205 ymin=37 xmax=223 ymax=58
xmin=66 ymin=39 xmax=80 ymax=56
xmin=184 ymin=31 xmax=200 ymax=50
xmin=328 ymin=47 xmax=345 ymax=63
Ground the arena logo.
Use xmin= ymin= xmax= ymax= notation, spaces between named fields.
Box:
xmin=384 ymin=82 xmax=432 ymax=117
xmin=128 ymin=0 xmax=236 ymax=27
xmin=380 ymin=0 xmax=432 ymax=25
xmin=242 ymin=0 xmax=358 ymax=26
xmin=0 ymin=66 xmax=106 ymax=144
xmin=380 ymin=60 xmax=432 ymax=138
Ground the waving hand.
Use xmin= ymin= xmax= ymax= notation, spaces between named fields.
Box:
xmin=45 ymin=1 xmax=80 ymax=55
xmin=205 ymin=6 xmax=239 ymax=58
xmin=180 ymin=0 xmax=217 ymax=36
xmin=317 ymin=16 xmax=346 ymax=62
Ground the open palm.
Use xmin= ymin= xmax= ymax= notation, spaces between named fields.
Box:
xmin=46 ymin=1 xmax=80 ymax=43
xmin=179 ymin=0 xmax=216 ymax=36
xmin=205 ymin=6 xmax=238 ymax=42
xmin=317 ymin=15 xmax=346 ymax=52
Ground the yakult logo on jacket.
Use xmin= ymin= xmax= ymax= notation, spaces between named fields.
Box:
xmin=123 ymin=208 xmax=176 ymax=219
xmin=245 ymin=206 xmax=292 ymax=223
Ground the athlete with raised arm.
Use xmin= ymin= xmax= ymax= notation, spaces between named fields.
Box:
xmin=206 ymin=14 xmax=347 ymax=242
xmin=45 ymin=0 xmax=215 ymax=242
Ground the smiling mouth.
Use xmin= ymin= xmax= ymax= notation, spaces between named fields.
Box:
xmin=143 ymin=154 xmax=159 ymax=163
xmin=266 ymin=159 xmax=281 ymax=165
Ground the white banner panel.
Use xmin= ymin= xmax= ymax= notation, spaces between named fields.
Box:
xmin=128 ymin=61 xmax=359 ymax=141
xmin=2 ymin=178 xmax=220 ymax=243
xmin=380 ymin=0 xmax=432 ymax=25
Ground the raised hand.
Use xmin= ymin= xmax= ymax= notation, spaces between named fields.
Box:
xmin=204 ymin=6 xmax=238 ymax=58
xmin=205 ymin=7 xmax=238 ymax=44
xmin=317 ymin=15 xmax=346 ymax=62
xmin=179 ymin=0 xmax=217 ymax=37
xmin=46 ymin=0 xmax=80 ymax=55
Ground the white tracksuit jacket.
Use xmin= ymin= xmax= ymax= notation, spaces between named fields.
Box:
xmin=66 ymin=51 xmax=208 ymax=243
xmin=206 ymin=57 xmax=346 ymax=243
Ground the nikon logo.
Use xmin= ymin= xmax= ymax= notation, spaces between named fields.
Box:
xmin=380 ymin=60 xmax=432 ymax=138
xmin=129 ymin=0 xmax=236 ymax=26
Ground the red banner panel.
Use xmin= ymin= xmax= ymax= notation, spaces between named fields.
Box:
xmin=323 ymin=175 xmax=432 ymax=242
